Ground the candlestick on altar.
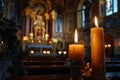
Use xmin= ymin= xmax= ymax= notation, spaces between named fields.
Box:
xmin=22 ymin=36 xmax=29 ymax=51
xmin=91 ymin=16 xmax=106 ymax=80
xmin=45 ymin=34 xmax=49 ymax=41
xmin=29 ymin=32 xmax=33 ymax=40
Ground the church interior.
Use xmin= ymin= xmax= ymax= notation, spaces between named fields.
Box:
xmin=0 ymin=0 xmax=120 ymax=80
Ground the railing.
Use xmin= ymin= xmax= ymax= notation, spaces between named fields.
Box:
xmin=27 ymin=44 xmax=55 ymax=56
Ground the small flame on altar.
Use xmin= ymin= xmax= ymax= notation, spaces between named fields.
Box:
xmin=23 ymin=36 xmax=28 ymax=41
xmin=74 ymin=29 xmax=78 ymax=43
xmin=94 ymin=16 xmax=99 ymax=28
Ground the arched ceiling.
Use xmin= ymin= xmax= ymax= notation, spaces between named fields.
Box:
xmin=17 ymin=0 xmax=79 ymax=13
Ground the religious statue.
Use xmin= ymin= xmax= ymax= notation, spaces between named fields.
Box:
xmin=33 ymin=15 xmax=45 ymax=41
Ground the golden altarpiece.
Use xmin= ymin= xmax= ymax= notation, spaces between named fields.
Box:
xmin=22 ymin=0 xmax=65 ymax=56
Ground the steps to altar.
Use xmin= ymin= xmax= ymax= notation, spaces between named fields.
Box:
xmin=5 ymin=56 xmax=120 ymax=80
xmin=22 ymin=56 xmax=70 ymax=75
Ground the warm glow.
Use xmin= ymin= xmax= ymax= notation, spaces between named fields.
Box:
xmin=94 ymin=16 xmax=99 ymax=28
xmin=31 ymin=40 xmax=34 ymax=43
xmin=58 ymin=51 xmax=62 ymax=55
xmin=45 ymin=34 xmax=49 ymax=37
xmin=30 ymin=50 xmax=34 ymax=54
xmin=45 ymin=12 xmax=50 ymax=20
xmin=49 ymin=41 xmax=52 ymax=44
xmin=118 ymin=42 xmax=120 ymax=47
xmin=1 ymin=41 xmax=4 ymax=44
xmin=45 ymin=34 xmax=49 ymax=40
xmin=105 ymin=44 xmax=108 ymax=48
xmin=38 ymin=40 xmax=41 ymax=43
xmin=43 ymin=51 xmax=46 ymax=54
xmin=52 ymin=38 xmax=58 ymax=43
xmin=23 ymin=36 xmax=28 ymax=41
xmin=30 ymin=33 xmax=33 ymax=37
xmin=47 ymin=51 xmax=50 ymax=54
xmin=63 ymin=51 xmax=67 ymax=55
xmin=74 ymin=29 xmax=78 ymax=43
xmin=108 ymin=44 xmax=111 ymax=47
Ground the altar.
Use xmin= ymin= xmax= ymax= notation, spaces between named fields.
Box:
xmin=28 ymin=44 xmax=57 ymax=56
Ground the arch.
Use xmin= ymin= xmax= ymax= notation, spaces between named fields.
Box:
xmin=29 ymin=0 xmax=52 ymax=13
xmin=77 ymin=0 xmax=84 ymax=11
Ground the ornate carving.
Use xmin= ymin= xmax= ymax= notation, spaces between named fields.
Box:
xmin=29 ymin=0 xmax=52 ymax=13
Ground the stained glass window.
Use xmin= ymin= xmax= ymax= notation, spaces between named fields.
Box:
xmin=106 ymin=0 xmax=118 ymax=16
xmin=77 ymin=5 xmax=85 ymax=28
xmin=82 ymin=6 xmax=85 ymax=27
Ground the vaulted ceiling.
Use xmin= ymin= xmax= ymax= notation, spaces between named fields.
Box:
xmin=17 ymin=0 xmax=79 ymax=14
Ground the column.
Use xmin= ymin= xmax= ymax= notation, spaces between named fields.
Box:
xmin=31 ymin=19 xmax=33 ymax=33
xmin=22 ymin=16 xmax=26 ymax=36
xmin=51 ymin=10 xmax=57 ymax=37
xmin=7 ymin=2 xmax=14 ymax=19
xmin=26 ymin=16 xmax=30 ymax=36
xmin=52 ymin=19 xmax=56 ymax=37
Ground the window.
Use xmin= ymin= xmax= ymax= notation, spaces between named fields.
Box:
xmin=82 ymin=6 xmax=85 ymax=27
xmin=77 ymin=5 xmax=85 ymax=28
xmin=106 ymin=0 xmax=118 ymax=16
xmin=56 ymin=15 xmax=62 ymax=32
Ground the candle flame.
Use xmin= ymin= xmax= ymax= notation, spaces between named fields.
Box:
xmin=94 ymin=16 xmax=99 ymax=28
xmin=23 ymin=36 xmax=28 ymax=41
xmin=74 ymin=29 xmax=78 ymax=43
xmin=30 ymin=33 xmax=33 ymax=37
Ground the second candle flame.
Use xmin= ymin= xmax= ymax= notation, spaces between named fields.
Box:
xmin=74 ymin=29 xmax=78 ymax=43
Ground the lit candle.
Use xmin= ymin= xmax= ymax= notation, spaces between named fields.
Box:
xmin=30 ymin=32 xmax=33 ymax=40
xmin=22 ymin=36 xmax=28 ymax=51
xmin=91 ymin=16 xmax=106 ymax=79
xmin=45 ymin=34 xmax=49 ymax=40
xmin=69 ymin=29 xmax=84 ymax=62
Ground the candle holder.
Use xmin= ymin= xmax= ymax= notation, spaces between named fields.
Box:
xmin=64 ymin=59 xmax=92 ymax=80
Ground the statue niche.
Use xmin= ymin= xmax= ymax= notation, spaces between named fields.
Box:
xmin=33 ymin=15 xmax=45 ymax=40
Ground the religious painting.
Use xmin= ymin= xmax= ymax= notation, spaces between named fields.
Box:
xmin=66 ymin=14 xmax=74 ymax=34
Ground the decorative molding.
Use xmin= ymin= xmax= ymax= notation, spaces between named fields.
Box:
xmin=29 ymin=0 xmax=52 ymax=13
xmin=66 ymin=14 xmax=74 ymax=34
